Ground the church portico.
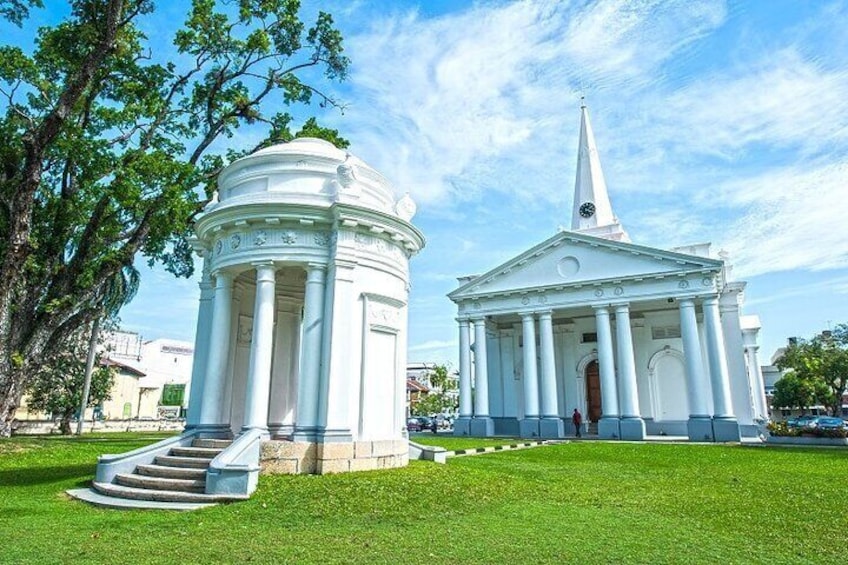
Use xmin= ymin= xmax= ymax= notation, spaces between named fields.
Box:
xmin=449 ymin=103 xmax=764 ymax=443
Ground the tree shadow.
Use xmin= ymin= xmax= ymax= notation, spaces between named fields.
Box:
xmin=0 ymin=464 xmax=94 ymax=488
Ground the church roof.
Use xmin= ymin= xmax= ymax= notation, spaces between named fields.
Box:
xmin=448 ymin=229 xmax=723 ymax=302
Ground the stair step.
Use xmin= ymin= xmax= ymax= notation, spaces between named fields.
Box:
xmin=67 ymin=488 xmax=215 ymax=511
xmin=93 ymin=482 xmax=248 ymax=504
xmin=115 ymin=473 xmax=205 ymax=493
xmin=192 ymin=438 xmax=232 ymax=449
xmin=136 ymin=464 xmax=207 ymax=480
xmin=170 ymin=446 xmax=223 ymax=458
xmin=155 ymin=455 xmax=213 ymax=469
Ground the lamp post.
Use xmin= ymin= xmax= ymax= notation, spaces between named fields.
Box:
xmin=76 ymin=317 xmax=101 ymax=436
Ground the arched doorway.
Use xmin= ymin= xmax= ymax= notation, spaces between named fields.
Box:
xmin=585 ymin=360 xmax=601 ymax=423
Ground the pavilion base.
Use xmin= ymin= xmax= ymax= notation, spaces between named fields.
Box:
xmin=687 ymin=416 xmax=715 ymax=442
xmin=539 ymin=417 xmax=564 ymax=439
xmin=469 ymin=416 xmax=495 ymax=437
xmin=712 ymin=417 xmax=741 ymax=442
xmin=519 ymin=417 xmax=541 ymax=439
xmin=452 ymin=417 xmax=472 ymax=436
xmin=260 ymin=439 xmax=409 ymax=475
xmin=598 ymin=417 xmax=620 ymax=439
xmin=619 ymin=417 xmax=646 ymax=441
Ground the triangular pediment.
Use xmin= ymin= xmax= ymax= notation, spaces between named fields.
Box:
xmin=449 ymin=231 xmax=722 ymax=300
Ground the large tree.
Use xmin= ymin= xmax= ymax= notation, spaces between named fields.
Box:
xmin=775 ymin=324 xmax=848 ymax=416
xmin=0 ymin=0 xmax=349 ymax=436
xmin=26 ymin=323 xmax=115 ymax=435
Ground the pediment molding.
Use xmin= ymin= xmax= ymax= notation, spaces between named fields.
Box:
xmin=449 ymin=230 xmax=721 ymax=302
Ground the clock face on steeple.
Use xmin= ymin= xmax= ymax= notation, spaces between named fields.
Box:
xmin=579 ymin=202 xmax=596 ymax=218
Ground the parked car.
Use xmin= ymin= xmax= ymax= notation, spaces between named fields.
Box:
xmin=787 ymin=415 xmax=819 ymax=428
xmin=815 ymin=417 xmax=847 ymax=430
xmin=416 ymin=416 xmax=434 ymax=430
xmin=406 ymin=418 xmax=423 ymax=432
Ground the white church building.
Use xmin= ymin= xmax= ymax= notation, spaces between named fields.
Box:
xmin=449 ymin=105 xmax=769 ymax=442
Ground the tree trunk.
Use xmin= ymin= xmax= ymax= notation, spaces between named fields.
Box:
xmin=59 ymin=413 xmax=73 ymax=435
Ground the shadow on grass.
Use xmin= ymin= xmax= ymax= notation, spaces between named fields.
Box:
xmin=0 ymin=464 xmax=94 ymax=487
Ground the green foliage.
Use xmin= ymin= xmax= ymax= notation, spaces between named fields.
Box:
xmin=26 ymin=324 xmax=114 ymax=434
xmin=0 ymin=0 xmax=350 ymax=434
xmin=2 ymin=436 xmax=848 ymax=563
xmin=776 ymin=324 xmax=848 ymax=415
xmin=410 ymin=364 xmax=458 ymax=416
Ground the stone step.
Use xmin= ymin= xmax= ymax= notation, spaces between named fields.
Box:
xmin=155 ymin=454 xmax=213 ymax=469
xmin=115 ymin=473 xmax=206 ymax=493
xmin=170 ymin=446 xmax=223 ymax=458
xmin=92 ymin=482 xmax=248 ymax=504
xmin=67 ymin=488 xmax=215 ymax=511
xmin=192 ymin=438 xmax=232 ymax=449
xmin=136 ymin=464 xmax=207 ymax=481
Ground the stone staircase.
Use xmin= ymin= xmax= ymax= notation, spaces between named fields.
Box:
xmin=70 ymin=438 xmax=250 ymax=510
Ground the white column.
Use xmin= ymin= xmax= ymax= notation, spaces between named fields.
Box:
xmin=294 ymin=263 xmax=326 ymax=439
xmin=594 ymin=307 xmax=618 ymax=418
xmin=745 ymin=345 xmax=768 ymax=420
xmin=679 ymin=299 xmax=709 ymax=417
xmin=198 ymin=270 xmax=234 ymax=430
xmin=458 ymin=319 xmax=472 ymax=418
xmin=539 ymin=312 xmax=558 ymax=418
xmin=520 ymin=313 xmax=540 ymax=419
xmin=614 ymin=304 xmax=640 ymax=418
xmin=472 ymin=317 xmax=490 ymax=417
xmin=703 ymin=296 xmax=734 ymax=418
xmin=242 ymin=263 xmax=276 ymax=432
xmin=185 ymin=256 xmax=214 ymax=429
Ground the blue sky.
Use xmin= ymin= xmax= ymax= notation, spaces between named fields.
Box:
xmin=76 ymin=0 xmax=848 ymax=365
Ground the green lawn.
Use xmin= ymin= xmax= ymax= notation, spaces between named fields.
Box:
xmin=2 ymin=433 xmax=846 ymax=564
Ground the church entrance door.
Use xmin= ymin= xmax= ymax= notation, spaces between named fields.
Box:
xmin=585 ymin=360 xmax=601 ymax=423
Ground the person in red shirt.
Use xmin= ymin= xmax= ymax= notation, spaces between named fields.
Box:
xmin=572 ymin=408 xmax=583 ymax=438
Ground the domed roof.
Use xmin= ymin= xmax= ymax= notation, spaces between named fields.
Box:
xmin=211 ymin=137 xmax=411 ymax=220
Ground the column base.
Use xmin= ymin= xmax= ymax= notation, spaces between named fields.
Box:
xmin=712 ymin=417 xmax=741 ymax=442
xmin=469 ymin=416 xmax=495 ymax=437
xmin=194 ymin=424 xmax=233 ymax=439
xmin=598 ymin=417 xmax=621 ymax=439
xmin=519 ymin=417 xmax=541 ymax=439
xmin=452 ymin=417 xmax=472 ymax=436
xmin=291 ymin=426 xmax=320 ymax=442
xmin=539 ymin=417 xmax=564 ymax=439
xmin=268 ymin=423 xmax=295 ymax=439
xmin=619 ymin=417 xmax=646 ymax=441
xmin=687 ymin=416 xmax=715 ymax=442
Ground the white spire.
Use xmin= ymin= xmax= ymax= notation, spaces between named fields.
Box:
xmin=570 ymin=101 xmax=629 ymax=242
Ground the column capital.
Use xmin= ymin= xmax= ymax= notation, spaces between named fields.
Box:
xmin=253 ymin=262 xmax=277 ymax=282
xmin=305 ymin=261 xmax=327 ymax=272
xmin=211 ymin=269 xmax=234 ymax=288
xmin=537 ymin=310 xmax=553 ymax=319
xmin=470 ymin=315 xmax=487 ymax=323
xmin=519 ymin=311 xmax=536 ymax=321
xmin=678 ymin=297 xmax=696 ymax=309
xmin=702 ymin=294 xmax=720 ymax=307
xmin=593 ymin=305 xmax=610 ymax=315
xmin=613 ymin=303 xmax=631 ymax=314
xmin=456 ymin=317 xmax=471 ymax=326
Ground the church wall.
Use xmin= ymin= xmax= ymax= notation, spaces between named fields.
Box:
xmin=497 ymin=329 xmax=518 ymax=418
xmin=486 ymin=323 xmax=504 ymax=418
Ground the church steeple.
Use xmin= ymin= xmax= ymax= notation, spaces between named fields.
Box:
xmin=570 ymin=101 xmax=629 ymax=242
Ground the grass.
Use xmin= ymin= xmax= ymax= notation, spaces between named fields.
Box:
xmin=2 ymin=433 xmax=846 ymax=564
